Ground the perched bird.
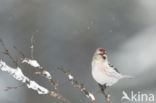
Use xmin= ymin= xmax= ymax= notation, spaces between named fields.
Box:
xmin=91 ymin=48 xmax=133 ymax=91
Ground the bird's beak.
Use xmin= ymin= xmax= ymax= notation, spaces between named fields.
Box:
xmin=103 ymin=53 xmax=106 ymax=56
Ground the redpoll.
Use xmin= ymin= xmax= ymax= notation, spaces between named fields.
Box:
xmin=91 ymin=48 xmax=133 ymax=91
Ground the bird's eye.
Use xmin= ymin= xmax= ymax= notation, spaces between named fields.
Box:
xmin=103 ymin=56 xmax=106 ymax=59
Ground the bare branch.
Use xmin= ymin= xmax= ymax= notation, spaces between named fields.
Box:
xmin=5 ymin=84 xmax=25 ymax=91
xmin=0 ymin=36 xmax=98 ymax=103
xmin=13 ymin=46 xmax=25 ymax=58
xmin=0 ymin=39 xmax=68 ymax=102
xmin=49 ymin=91 xmax=70 ymax=103
xmin=0 ymin=39 xmax=18 ymax=67
xmin=30 ymin=32 xmax=35 ymax=59
xmin=58 ymin=67 xmax=95 ymax=103
xmin=14 ymin=41 xmax=59 ymax=89
xmin=0 ymin=60 xmax=70 ymax=103
xmin=21 ymin=58 xmax=59 ymax=89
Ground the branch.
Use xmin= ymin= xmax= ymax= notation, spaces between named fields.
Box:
xmin=5 ymin=84 xmax=25 ymax=91
xmin=0 ymin=35 xmax=97 ymax=103
xmin=0 ymin=60 xmax=70 ymax=103
xmin=13 ymin=36 xmax=58 ymax=89
xmin=58 ymin=67 xmax=95 ymax=103
xmin=0 ymin=39 xmax=69 ymax=103
xmin=22 ymin=58 xmax=58 ymax=89
xmin=30 ymin=32 xmax=35 ymax=59
xmin=0 ymin=39 xmax=18 ymax=67
xmin=101 ymin=91 xmax=110 ymax=103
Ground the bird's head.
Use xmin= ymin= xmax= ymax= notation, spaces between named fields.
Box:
xmin=94 ymin=48 xmax=107 ymax=60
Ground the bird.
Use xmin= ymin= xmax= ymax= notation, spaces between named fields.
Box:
xmin=91 ymin=48 xmax=133 ymax=91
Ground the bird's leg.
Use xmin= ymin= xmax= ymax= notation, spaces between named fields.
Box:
xmin=98 ymin=84 xmax=110 ymax=103
xmin=98 ymin=84 xmax=106 ymax=92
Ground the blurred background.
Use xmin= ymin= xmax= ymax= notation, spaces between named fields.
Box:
xmin=0 ymin=0 xmax=156 ymax=103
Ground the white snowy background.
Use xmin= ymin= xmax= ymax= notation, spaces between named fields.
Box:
xmin=0 ymin=0 xmax=156 ymax=103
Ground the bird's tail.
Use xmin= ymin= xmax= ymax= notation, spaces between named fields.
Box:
xmin=122 ymin=74 xmax=134 ymax=79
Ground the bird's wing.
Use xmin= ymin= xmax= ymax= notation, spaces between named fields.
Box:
xmin=109 ymin=63 xmax=120 ymax=73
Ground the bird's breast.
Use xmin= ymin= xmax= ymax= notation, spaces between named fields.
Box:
xmin=91 ymin=60 xmax=108 ymax=84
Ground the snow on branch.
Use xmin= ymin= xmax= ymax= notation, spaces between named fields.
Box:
xmin=0 ymin=38 xmax=69 ymax=103
xmin=0 ymin=60 xmax=70 ymax=103
xmin=22 ymin=59 xmax=40 ymax=68
xmin=13 ymin=36 xmax=58 ymax=89
xmin=58 ymin=67 xmax=95 ymax=103
xmin=0 ymin=60 xmax=48 ymax=94
xmin=21 ymin=58 xmax=58 ymax=89
xmin=0 ymin=35 xmax=96 ymax=103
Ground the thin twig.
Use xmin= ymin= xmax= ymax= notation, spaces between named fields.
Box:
xmin=48 ymin=91 xmax=70 ymax=103
xmin=0 ymin=39 xmax=18 ymax=67
xmin=30 ymin=33 xmax=58 ymax=89
xmin=58 ymin=67 xmax=95 ymax=103
xmin=5 ymin=84 xmax=25 ymax=91
xmin=35 ymin=67 xmax=59 ymax=89
xmin=14 ymin=44 xmax=58 ymax=89
xmin=30 ymin=33 xmax=35 ymax=59
xmin=13 ymin=46 xmax=25 ymax=58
